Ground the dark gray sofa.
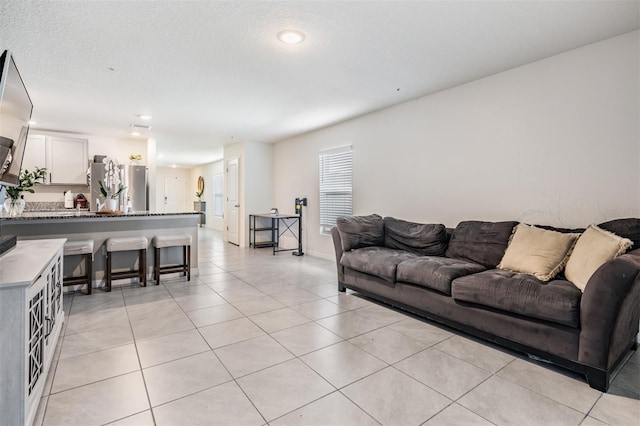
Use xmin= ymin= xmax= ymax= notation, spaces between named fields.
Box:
xmin=331 ymin=216 xmax=640 ymax=392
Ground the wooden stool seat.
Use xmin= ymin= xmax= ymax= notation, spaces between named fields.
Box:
xmin=105 ymin=236 xmax=148 ymax=291
xmin=152 ymin=234 xmax=191 ymax=284
xmin=63 ymin=240 xmax=94 ymax=295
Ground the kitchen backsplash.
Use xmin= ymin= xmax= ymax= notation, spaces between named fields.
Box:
xmin=24 ymin=201 xmax=83 ymax=211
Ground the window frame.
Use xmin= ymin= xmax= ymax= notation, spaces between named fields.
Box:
xmin=318 ymin=145 xmax=353 ymax=235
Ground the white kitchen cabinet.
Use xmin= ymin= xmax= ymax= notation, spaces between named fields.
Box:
xmin=21 ymin=134 xmax=47 ymax=173
xmin=0 ymin=239 xmax=65 ymax=426
xmin=22 ymin=135 xmax=88 ymax=185
xmin=49 ymin=137 xmax=88 ymax=184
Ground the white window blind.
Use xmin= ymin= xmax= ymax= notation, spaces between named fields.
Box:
xmin=319 ymin=146 xmax=352 ymax=234
xmin=213 ymin=173 xmax=224 ymax=217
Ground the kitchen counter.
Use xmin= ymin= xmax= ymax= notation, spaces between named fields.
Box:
xmin=1 ymin=211 xmax=198 ymax=221
xmin=1 ymin=211 xmax=200 ymax=290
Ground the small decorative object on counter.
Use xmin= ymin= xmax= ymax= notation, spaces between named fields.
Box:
xmin=1 ymin=167 xmax=47 ymax=216
xmin=97 ymin=157 xmax=126 ymax=211
xmin=64 ymin=190 xmax=74 ymax=208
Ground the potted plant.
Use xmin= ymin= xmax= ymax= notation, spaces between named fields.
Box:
xmin=128 ymin=154 xmax=142 ymax=165
xmin=1 ymin=167 xmax=47 ymax=216
xmin=97 ymin=157 xmax=126 ymax=211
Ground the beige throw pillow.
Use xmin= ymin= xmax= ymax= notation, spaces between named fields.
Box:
xmin=565 ymin=224 xmax=633 ymax=291
xmin=498 ymin=224 xmax=580 ymax=281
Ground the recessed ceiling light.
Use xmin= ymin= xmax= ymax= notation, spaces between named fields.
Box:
xmin=138 ymin=114 xmax=152 ymax=121
xmin=278 ymin=30 xmax=305 ymax=44
xmin=130 ymin=131 xmax=141 ymax=137
xmin=28 ymin=120 xmax=37 ymax=125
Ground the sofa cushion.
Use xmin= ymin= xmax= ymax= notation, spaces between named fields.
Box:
xmin=451 ymin=270 xmax=582 ymax=328
xmin=498 ymin=224 xmax=580 ymax=281
xmin=384 ymin=217 xmax=448 ymax=256
xmin=340 ymin=247 xmax=417 ymax=282
xmin=565 ymin=224 xmax=633 ymax=291
xmin=598 ymin=218 xmax=640 ymax=250
xmin=336 ymin=214 xmax=385 ymax=252
xmin=445 ymin=220 xmax=518 ymax=268
xmin=397 ymin=256 xmax=486 ymax=295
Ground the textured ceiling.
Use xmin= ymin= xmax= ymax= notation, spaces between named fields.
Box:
xmin=1 ymin=1 xmax=638 ymax=167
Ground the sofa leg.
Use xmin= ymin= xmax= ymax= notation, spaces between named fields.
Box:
xmin=585 ymin=366 xmax=609 ymax=392
xmin=338 ymin=282 xmax=346 ymax=292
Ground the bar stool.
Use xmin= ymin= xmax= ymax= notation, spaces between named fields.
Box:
xmin=152 ymin=234 xmax=192 ymax=284
xmin=63 ymin=240 xmax=94 ymax=295
xmin=105 ymin=236 xmax=148 ymax=291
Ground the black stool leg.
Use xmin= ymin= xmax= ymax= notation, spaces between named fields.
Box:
xmin=186 ymin=245 xmax=191 ymax=281
xmin=106 ymin=251 xmax=112 ymax=292
xmin=155 ymin=247 xmax=161 ymax=284
xmin=141 ymin=249 xmax=147 ymax=287
xmin=86 ymin=252 xmax=92 ymax=295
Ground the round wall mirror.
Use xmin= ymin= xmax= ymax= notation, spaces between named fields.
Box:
xmin=197 ymin=176 xmax=205 ymax=194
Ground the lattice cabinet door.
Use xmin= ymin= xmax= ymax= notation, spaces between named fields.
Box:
xmin=24 ymin=271 xmax=48 ymax=419
xmin=45 ymin=254 xmax=63 ymax=347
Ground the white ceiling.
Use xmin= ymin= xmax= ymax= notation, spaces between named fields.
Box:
xmin=1 ymin=1 xmax=638 ymax=167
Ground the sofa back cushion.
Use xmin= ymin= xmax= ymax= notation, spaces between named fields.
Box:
xmin=445 ymin=220 xmax=518 ymax=268
xmin=336 ymin=214 xmax=384 ymax=252
xmin=598 ymin=218 xmax=640 ymax=250
xmin=383 ymin=217 xmax=447 ymax=256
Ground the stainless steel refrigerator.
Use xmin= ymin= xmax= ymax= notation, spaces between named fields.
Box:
xmin=121 ymin=165 xmax=148 ymax=212
xmin=89 ymin=163 xmax=147 ymax=211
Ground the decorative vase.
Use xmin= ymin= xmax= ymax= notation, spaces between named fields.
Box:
xmin=3 ymin=198 xmax=26 ymax=217
xmin=105 ymin=198 xmax=118 ymax=212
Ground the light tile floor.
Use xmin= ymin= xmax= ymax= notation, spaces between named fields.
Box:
xmin=37 ymin=228 xmax=639 ymax=425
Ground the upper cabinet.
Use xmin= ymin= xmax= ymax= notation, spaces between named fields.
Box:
xmin=23 ymin=135 xmax=88 ymax=185
xmin=22 ymin=134 xmax=46 ymax=172
xmin=49 ymin=138 xmax=88 ymax=184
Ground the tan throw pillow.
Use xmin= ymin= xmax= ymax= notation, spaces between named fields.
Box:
xmin=565 ymin=224 xmax=633 ymax=291
xmin=498 ymin=224 xmax=580 ymax=281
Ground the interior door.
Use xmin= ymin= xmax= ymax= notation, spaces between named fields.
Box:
xmin=226 ymin=158 xmax=239 ymax=245
xmin=164 ymin=176 xmax=186 ymax=213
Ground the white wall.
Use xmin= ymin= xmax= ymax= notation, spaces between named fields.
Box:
xmin=223 ymin=141 xmax=274 ymax=247
xmin=244 ymin=140 xmax=274 ymax=246
xmin=189 ymin=160 xmax=224 ymax=230
xmin=274 ymin=30 xmax=640 ymax=259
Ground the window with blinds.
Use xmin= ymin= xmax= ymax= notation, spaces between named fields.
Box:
xmin=319 ymin=146 xmax=352 ymax=234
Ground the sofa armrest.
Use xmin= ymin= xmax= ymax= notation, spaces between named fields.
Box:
xmin=331 ymin=226 xmax=346 ymax=289
xmin=579 ymin=249 xmax=640 ymax=369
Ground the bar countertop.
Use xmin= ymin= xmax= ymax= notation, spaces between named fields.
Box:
xmin=0 ymin=211 xmax=199 ymax=222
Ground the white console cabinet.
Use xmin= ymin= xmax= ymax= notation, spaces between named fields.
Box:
xmin=0 ymin=239 xmax=65 ymax=426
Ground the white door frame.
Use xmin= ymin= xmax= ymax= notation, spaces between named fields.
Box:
xmin=226 ymin=158 xmax=240 ymax=245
